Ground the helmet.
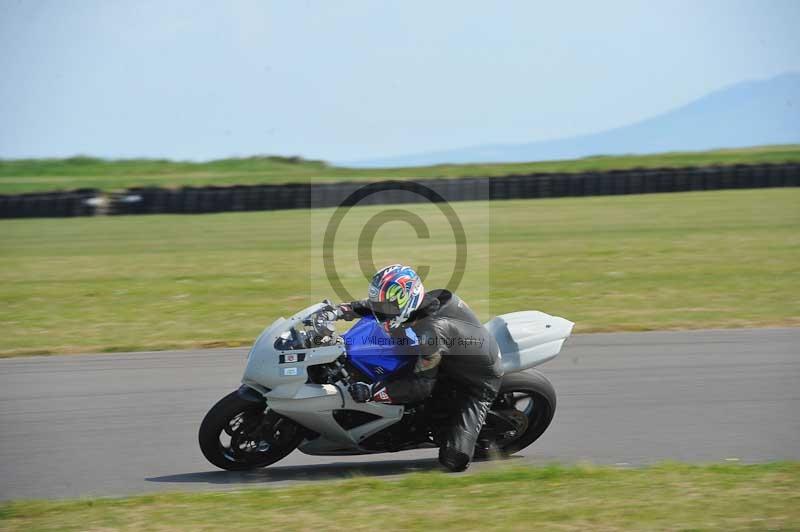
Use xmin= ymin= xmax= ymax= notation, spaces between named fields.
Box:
xmin=367 ymin=264 xmax=425 ymax=330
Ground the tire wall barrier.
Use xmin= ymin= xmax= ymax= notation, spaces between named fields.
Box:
xmin=107 ymin=163 xmax=800 ymax=215
xmin=1 ymin=163 xmax=798 ymax=218
xmin=0 ymin=189 xmax=100 ymax=219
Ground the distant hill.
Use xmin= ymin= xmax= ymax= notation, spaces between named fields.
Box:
xmin=349 ymin=72 xmax=800 ymax=168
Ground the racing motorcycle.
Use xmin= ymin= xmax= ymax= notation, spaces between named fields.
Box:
xmin=199 ymin=301 xmax=573 ymax=470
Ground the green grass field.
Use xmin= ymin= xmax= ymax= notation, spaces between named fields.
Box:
xmin=1 ymin=463 xmax=798 ymax=531
xmin=0 ymin=188 xmax=797 ymax=356
xmin=1 ymin=145 xmax=799 ymax=194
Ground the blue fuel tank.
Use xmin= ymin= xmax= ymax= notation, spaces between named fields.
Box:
xmin=342 ymin=318 xmax=419 ymax=382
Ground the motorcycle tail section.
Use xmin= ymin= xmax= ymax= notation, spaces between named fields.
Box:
xmin=485 ymin=311 xmax=574 ymax=374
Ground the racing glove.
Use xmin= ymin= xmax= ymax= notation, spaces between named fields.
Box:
xmin=336 ymin=301 xmax=379 ymax=321
xmin=336 ymin=303 xmax=359 ymax=321
xmin=348 ymin=382 xmax=393 ymax=403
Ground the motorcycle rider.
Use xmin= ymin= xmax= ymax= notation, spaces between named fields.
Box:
xmin=337 ymin=264 xmax=503 ymax=472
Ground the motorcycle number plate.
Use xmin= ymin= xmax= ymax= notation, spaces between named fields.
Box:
xmin=282 ymin=367 xmax=298 ymax=376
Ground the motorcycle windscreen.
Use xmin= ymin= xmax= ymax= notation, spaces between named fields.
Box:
xmin=342 ymin=318 xmax=419 ymax=382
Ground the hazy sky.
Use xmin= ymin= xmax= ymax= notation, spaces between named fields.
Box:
xmin=1 ymin=0 xmax=799 ymax=162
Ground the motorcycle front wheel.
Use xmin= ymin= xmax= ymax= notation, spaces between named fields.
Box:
xmin=475 ymin=370 xmax=556 ymax=458
xmin=199 ymin=390 xmax=304 ymax=471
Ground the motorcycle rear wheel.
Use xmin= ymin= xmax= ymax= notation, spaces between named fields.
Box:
xmin=475 ymin=370 xmax=556 ymax=458
xmin=199 ymin=390 xmax=304 ymax=471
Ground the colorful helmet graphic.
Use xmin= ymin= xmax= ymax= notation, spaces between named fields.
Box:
xmin=367 ymin=264 xmax=425 ymax=330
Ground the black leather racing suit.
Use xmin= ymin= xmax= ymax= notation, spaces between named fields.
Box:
xmin=346 ymin=289 xmax=503 ymax=471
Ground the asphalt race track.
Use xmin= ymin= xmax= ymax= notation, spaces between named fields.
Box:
xmin=1 ymin=328 xmax=798 ymax=500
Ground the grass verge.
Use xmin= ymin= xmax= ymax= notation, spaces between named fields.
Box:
xmin=0 ymin=188 xmax=798 ymax=356
xmin=1 ymin=144 xmax=798 ymax=194
xmin=1 ymin=463 xmax=798 ymax=531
